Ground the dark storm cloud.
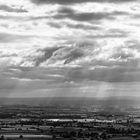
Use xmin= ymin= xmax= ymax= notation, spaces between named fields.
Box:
xmin=33 ymin=45 xmax=85 ymax=66
xmin=48 ymin=46 xmax=85 ymax=65
xmin=64 ymin=49 xmax=84 ymax=64
xmin=31 ymin=0 xmax=136 ymax=5
xmin=31 ymin=12 xmax=111 ymax=22
xmin=54 ymin=11 xmax=113 ymax=22
xmin=52 ymin=7 xmax=129 ymax=22
xmin=58 ymin=7 xmax=128 ymax=16
xmin=29 ymin=11 xmax=111 ymax=22
xmin=0 ymin=5 xmax=28 ymax=13
xmin=28 ymin=7 xmax=128 ymax=22
xmin=58 ymin=7 xmax=74 ymax=14
xmin=35 ymin=47 xmax=63 ymax=66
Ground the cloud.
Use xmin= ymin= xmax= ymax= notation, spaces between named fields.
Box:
xmin=4 ymin=62 xmax=140 ymax=84
xmin=2 ymin=65 xmax=139 ymax=87
xmin=58 ymin=7 xmax=74 ymax=14
xmin=0 ymin=0 xmax=139 ymax=81
xmin=31 ymin=12 xmax=112 ymax=22
xmin=0 ymin=32 xmax=39 ymax=43
xmin=34 ymin=47 xmax=63 ymax=66
xmin=31 ymin=0 xmax=136 ymax=5
xmin=86 ymin=33 xmax=127 ymax=38
xmin=38 ymin=44 xmax=85 ymax=66
xmin=111 ymin=49 xmax=136 ymax=60
xmin=65 ymin=66 xmax=140 ymax=82
xmin=54 ymin=11 xmax=113 ymax=22
xmin=45 ymin=39 xmax=140 ymax=67
xmin=0 ymin=0 xmax=139 ymax=98
xmin=64 ymin=49 xmax=84 ymax=64
xmin=50 ymin=7 xmax=129 ymax=22
xmin=64 ymin=23 xmax=101 ymax=30
xmin=0 ymin=66 xmax=140 ymax=97
xmin=0 ymin=5 xmax=28 ymax=13
xmin=0 ymin=36 xmax=139 ymax=70
xmin=47 ymin=22 xmax=62 ymax=28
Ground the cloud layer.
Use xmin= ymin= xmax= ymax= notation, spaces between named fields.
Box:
xmin=0 ymin=0 xmax=140 ymax=97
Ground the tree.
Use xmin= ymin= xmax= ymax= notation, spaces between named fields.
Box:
xmin=0 ymin=135 xmax=4 ymax=140
xmin=19 ymin=135 xmax=23 ymax=139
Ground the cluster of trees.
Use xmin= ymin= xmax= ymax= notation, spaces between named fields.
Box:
xmin=0 ymin=135 xmax=23 ymax=140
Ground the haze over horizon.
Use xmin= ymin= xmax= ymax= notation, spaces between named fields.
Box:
xmin=0 ymin=0 xmax=140 ymax=98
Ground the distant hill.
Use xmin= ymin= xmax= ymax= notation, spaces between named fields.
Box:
xmin=0 ymin=96 xmax=140 ymax=108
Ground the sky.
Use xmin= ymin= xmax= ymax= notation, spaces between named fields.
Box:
xmin=0 ymin=0 xmax=140 ymax=98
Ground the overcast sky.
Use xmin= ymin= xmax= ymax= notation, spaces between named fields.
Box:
xmin=0 ymin=0 xmax=140 ymax=98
